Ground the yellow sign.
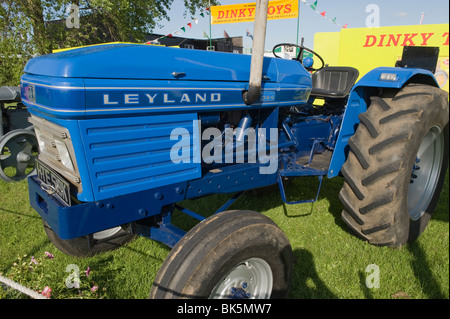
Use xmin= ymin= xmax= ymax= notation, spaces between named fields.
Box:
xmin=211 ymin=0 xmax=298 ymax=25
xmin=314 ymin=24 xmax=449 ymax=92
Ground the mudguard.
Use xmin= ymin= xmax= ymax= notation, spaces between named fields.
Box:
xmin=328 ymin=67 xmax=439 ymax=178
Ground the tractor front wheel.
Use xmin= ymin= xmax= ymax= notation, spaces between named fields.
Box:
xmin=150 ymin=210 xmax=293 ymax=299
xmin=43 ymin=222 xmax=136 ymax=257
xmin=339 ymin=84 xmax=449 ymax=247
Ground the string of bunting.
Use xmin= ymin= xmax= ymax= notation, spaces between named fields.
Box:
xmin=301 ymin=0 xmax=348 ymax=29
xmin=146 ymin=12 xmax=208 ymax=44
xmin=148 ymin=1 xmax=348 ymax=44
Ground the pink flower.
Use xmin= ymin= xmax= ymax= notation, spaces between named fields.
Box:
xmin=45 ymin=251 xmax=54 ymax=259
xmin=85 ymin=266 xmax=91 ymax=277
xmin=91 ymin=285 xmax=98 ymax=292
xmin=31 ymin=257 xmax=38 ymax=265
xmin=41 ymin=286 xmax=52 ymax=298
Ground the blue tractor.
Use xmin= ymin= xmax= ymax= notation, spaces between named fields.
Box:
xmin=20 ymin=2 xmax=448 ymax=299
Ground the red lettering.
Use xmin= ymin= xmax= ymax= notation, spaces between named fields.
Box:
xmin=420 ymin=33 xmax=434 ymax=45
xmin=363 ymin=35 xmax=377 ymax=47
xmin=268 ymin=6 xmax=275 ymax=15
xmin=386 ymin=34 xmax=402 ymax=47
xmin=247 ymin=8 xmax=255 ymax=17
xmin=230 ymin=9 xmax=237 ymax=18
xmin=443 ymin=32 xmax=449 ymax=45
xmin=239 ymin=8 xmax=246 ymax=17
xmin=284 ymin=4 xmax=292 ymax=13
xmin=276 ymin=5 xmax=284 ymax=14
xmin=401 ymin=33 xmax=418 ymax=46
xmin=218 ymin=11 xmax=224 ymax=19
xmin=377 ymin=34 xmax=387 ymax=47
xmin=363 ymin=32 xmax=443 ymax=48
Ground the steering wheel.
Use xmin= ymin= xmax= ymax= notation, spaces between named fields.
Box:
xmin=273 ymin=43 xmax=325 ymax=72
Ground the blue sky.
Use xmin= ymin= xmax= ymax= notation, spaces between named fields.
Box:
xmin=153 ymin=0 xmax=449 ymax=50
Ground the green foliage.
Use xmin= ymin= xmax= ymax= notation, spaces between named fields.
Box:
xmin=0 ymin=252 xmax=108 ymax=299
xmin=0 ymin=1 xmax=34 ymax=85
xmin=0 ymin=0 xmax=216 ymax=85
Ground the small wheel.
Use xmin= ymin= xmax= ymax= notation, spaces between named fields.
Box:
xmin=0 ymin=129 xmax=38 ymax=182
xmin=340 ymin=84 xmax=449 ymax=247
xmin=150 ymin=210 xmax=293 ymax=299
xmin=43 ymin=221 xmax=136 ymax=257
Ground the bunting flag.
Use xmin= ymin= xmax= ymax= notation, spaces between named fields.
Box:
xmin=300 ymin=0 xmax=348 ymax=28
xmin=146 ymin=10 xmax=208 ymax=45
xmin=246 ymin=29 xmax=253 ymax=40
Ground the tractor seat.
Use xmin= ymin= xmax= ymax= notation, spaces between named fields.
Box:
xmin=0 ymin=86 xmax=21 ymax=103
xmin=310 ymin=67 xmax=359 ymax=99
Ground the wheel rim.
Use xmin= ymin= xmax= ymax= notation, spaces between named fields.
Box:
xmin=209 ymin=258 xmax=273 ymax=299
xmin=0 ymin=130 xmax=38 ymax=182
xmin=92 ymin=227 xmax=122 ymax=240
xmin=407 ymin=125 xmax=444 ymax=221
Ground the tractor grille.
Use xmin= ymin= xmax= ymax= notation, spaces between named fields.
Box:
xmin=77 ymin=113 xmax=201 ymax=201
xmin=29 ymin=115 xmax=82 ymax=192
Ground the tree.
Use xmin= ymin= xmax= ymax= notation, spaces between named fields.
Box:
xmin=0 ymin=0 xmax=217 ymax=85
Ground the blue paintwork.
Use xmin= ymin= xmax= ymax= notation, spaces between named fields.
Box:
xmin=186 ymin=162 xmax=277 ymax=198
xmin=21 ymin=44 xmax=311 ymax=118
xmin=354 ymin=66 xmax=437 ymax=89
xmin=24 ymin=44 xmax=309 ymax=84
xmin=28 ymin=175 xmax=187 ymax=240
xmin=78 ymin=113 xmax=201 ymax=201
xmin=21 ymin=75 xmax=311 ymax=118
xmin=20 ymin=74 xmax=86 ymax=117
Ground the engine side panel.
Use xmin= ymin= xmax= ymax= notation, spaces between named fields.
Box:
xmin=78 ymin=113 xmax=201 ymax=201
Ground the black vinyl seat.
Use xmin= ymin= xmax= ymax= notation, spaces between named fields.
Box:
xmin=310 ymin=67 xmax=359 ymax=99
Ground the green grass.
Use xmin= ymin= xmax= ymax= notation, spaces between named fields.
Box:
xmin=0 ymin=171 xmax=448 ymax=299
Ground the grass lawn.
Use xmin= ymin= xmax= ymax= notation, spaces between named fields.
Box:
xmin=0 ymin=171 xmax=448 ymax=299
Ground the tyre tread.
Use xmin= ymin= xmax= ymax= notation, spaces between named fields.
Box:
xmin=339 ymin=84 xmax=449 ymax=247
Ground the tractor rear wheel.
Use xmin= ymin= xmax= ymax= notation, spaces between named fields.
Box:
xmin=150 ymin=210 xmax=293 ymax=299
xmin=339 ymin=84 xmax=449 ymax=247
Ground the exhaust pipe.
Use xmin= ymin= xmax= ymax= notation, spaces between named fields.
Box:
xmin=243 ymin=0 xmax=269 ymax=105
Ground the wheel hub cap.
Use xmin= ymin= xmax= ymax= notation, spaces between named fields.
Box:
xmin=209 ymin=258 xmax=273 ymax=299
xmin=407 ymin=125 xmax=444 ymax=221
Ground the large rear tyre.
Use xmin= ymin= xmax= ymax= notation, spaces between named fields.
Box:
xmin=150 ymin=210 xmax=293 ymax=299
xmin=340 ymin=84 xmax=449 ymax=248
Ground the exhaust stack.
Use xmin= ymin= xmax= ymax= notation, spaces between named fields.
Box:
xmin=243 ymin=0 xmax=269 ymax=105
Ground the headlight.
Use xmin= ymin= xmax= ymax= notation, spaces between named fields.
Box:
xmin=33 ymin=127 xmax=46 ymax=152
xmin=54 ymin=138 xmax=75 ymax=171
xmin=379 ymin=73 xmax=398 ymax=82
xmin=29 ymin=114 xmax=81 ymax=188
